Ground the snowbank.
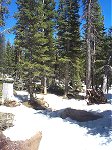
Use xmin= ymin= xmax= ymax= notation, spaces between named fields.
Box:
xmin=0 ymin=92 xmax=111 ymax=150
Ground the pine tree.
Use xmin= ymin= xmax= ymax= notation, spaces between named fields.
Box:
xmin=82 ymin=0 xmax=105 ymax=90
xmin=107 ymin=27 xmax=112 ymax=87
xmin=0 ymin=0 xmax=10 ymax=26
xmin=4 ymin=41 xmax=15 ymax=75
xmin=0 ymin=0 xmax=10 ymax=74
xmin=57 ymin=0 xmax=81 ymax=96
xmin=92 ymin=2 xmax=105 ymax=89
xmin=38 ymin=0 xmax=56 ymax=94
xmin=15 ymin=0 xmax=43 ymax=99
xmin=0 ymin=34 xmax=5 ymax=72
xmin=15 ymin=0 xmax=56 ymax=98
xmin=97 ymin=27 xmax=112 ymax=92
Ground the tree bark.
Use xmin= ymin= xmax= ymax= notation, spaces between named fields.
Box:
xmin=92 ymin=32 xmax=96 ymax=88
xmin=102 ymin=74 xmax=107 ymax=94
xmin=29 ymin=47 xmax=34 ymax=101
xmin=64 ymin=62 xmax=69 ymax=98
xmin=29 ymin=76 xmax=34 ymax=101
xmin=44 ymin=76 xmax=47 ymax=95
xmin=86 ymin=0 xmax=92 ymax=90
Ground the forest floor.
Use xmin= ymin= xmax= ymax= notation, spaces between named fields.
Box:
xmin=0 ymin=89 xmax=112 ymax=150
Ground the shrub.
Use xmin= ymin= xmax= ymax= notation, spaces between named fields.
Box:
xmin=48 ymin=85 xmax=64 ymax=96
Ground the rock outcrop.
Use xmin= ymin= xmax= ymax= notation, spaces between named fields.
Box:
xmin=0 ymin=131 xmax=42 ymax=150
xmin=60 ymin=108 xmax=102 ymax=122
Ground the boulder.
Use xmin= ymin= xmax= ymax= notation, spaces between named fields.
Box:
xmin=60 ymin=108 xmax=102 ymax=122
xmin=0 ymin=131 xmax=42 ymax=150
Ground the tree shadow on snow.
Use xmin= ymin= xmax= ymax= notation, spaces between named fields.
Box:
xmin=14 ymin=94 xmax=29 ymax=102
xmin=105 ymin=93 xmax=112 ymax=103
xmin=63 ymin=109 xmax=112 ymax=143
xmin=35 ymin=108 xmax=112 ymax=141
xmin=73 ymin=110 xmax=112 ymax=137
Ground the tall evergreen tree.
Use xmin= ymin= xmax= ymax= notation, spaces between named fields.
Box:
xmin=0 ymin=0 xmax=10 ymax=74
xmin=0 ymin=0 xmax=10 ymax=26
xmin=57 ymin=0 xmax=81 ymax=96
xmin=82 ymin=0 xmax=105 ymax=90
xmin=0 ymin=33 xmax=5 ymax=72
xmin=15 ymin=0 xmax=56 ymax=99
xmin=4 ymin=40 xmax=15 ymax=75
xmin=38 ymin=0 xmax=56 ymax=94
xmin=15 ymin=0 xmax=45 ymax=99
xmin=97 ymin=27 xmax=112 ymax=92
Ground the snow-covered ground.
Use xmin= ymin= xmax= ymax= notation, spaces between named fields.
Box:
xmin=0 ymin=90 xmax=112 ymax=150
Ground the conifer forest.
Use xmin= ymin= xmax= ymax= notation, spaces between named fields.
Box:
xmin=0 ymin=0 xmax=112 ymax=101
xmin=0 ymin=1 xmax=112 ymax=149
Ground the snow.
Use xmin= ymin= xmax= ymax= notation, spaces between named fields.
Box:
xmin=0 ymin=90 xmax=112 ymax=150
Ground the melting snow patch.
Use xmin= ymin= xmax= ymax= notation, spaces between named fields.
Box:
xmin=0 ymin=93 xmax=111 ymax=150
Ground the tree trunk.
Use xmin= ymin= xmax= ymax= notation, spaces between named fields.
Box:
xmin=41 ymin=75 xmax=47 ymax=95
xmin=86 ymin=39 xmax=91 ymax=89
xmin=86 ymin=0 xmax=92 ymax=90
xmin=41 ymin=77 xmax=44 ymax=94
xmin=102 ymin=74 xmax=107 ymax=94
xmin=29 ymin=76 xmax=34 ymax=101
xmin=92 ymin=33 xmax=96 ymax=88
xmin=44 ymin=76 xmax=47 ymax=95
xmin=64 ymin=62 xmax=69 ymax=98
xmin=29 ymin=48 xmax=34 ymax=101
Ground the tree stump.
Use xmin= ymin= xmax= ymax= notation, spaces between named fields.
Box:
xmin=2 ymin=78 xmax=14 ymax=104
